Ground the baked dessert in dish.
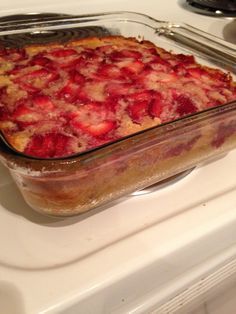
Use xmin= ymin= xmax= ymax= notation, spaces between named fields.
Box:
xmin=0 ymin=36 xmax=235 ymax=159
xmin=1 ymin=29 xmax=236 ymax=217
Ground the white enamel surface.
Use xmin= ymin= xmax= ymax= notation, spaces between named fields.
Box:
xmin=0 ymin=1 xmax=236 ymax=313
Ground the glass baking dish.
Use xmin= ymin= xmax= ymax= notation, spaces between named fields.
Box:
xmin=0 ymin=11 xmax=236 ymax=217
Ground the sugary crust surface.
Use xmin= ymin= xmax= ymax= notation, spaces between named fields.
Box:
xmin=0 ymin=35 xmax=236 ymax=158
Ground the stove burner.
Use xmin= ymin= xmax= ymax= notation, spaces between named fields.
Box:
xmin=132 ymin=168 xmax=194 ymax=196
xmin=185 ymin=0 xmax=236 ymax=16
xmin=0 ymin=13 xmax=111 ymax=48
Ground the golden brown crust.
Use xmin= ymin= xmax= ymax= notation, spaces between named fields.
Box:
xmin=21 ymin=36 xmax=236 ymax=88
xmin=24 ymin=36 xmax=159 ymax=55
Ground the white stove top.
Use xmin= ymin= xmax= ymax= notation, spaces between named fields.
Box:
xmin=0 ymin=1 xmax=236 ymax=313
xmin=0 ymin=0 xmax=233 ymax=37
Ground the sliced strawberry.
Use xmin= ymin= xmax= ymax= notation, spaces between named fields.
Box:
xmin=108 ymin=51 xmax=125 ymax=61
xmin=58 ymin=76 xmax=90 ymax=103
xmin=80 ymin=48 xmax=98 ymax=60
xmin=215 ymin=71 xmax=231 ymax=83
xmin=127 ymin=90 xmax=153 ymax=102
xmin=121 ymin=60 xmax=144 ymax=76
xmin=0 ymin=86 xmax=7 ymax=99
xmin=187 ymin=66 xmax=230 ymax=84
xmin=18 ymin=82 xmax=40 ymax=93
xmin=0 ymin=48 xmax=6 ymax=57
xmin=85 ymin=120 xmax=116 ymax=137
xmin=71 ymin=115 xmax=116 ymax=137
xmin=24 ymin=68 xmax=58 ymax=81
xmin=70 ymin=101 xmax=116 ymax=136
xmin=53 ymin=56 xmax=84 ymax=70
xmin=12 ymin=103 xmax=40 ymax=128
xmin=8 ymin=64 xmax=27 ymax=75
xmin=60 ymin=109 xmax=79 ymax=124
xmin=76 ymin=90 xmax=91 ymax=103
xmin=139 ymin=69 xmax=177 ymax=86
xmin=156 ymin=71 xmax=177 ymax=82
xmin=147 ymin=55 xmax=171 ymax=72
xmin=109 ymin=49 xmax=142 ymax=62
xmin=147 ymin=48 xmax=158 ymax=55
xmin=149 ymin=61 xmax=169 ymax=72
xmin=80 ymin=102 xmax=110 ymax=120
xmin=187 ymin=67 xmax=207 ymax=79
xmin=74 ymin=56 xmax=87 ymax=69
xmin=57 ymin=79 xmax=80 ymax=103
xmin=5 ymin=48 xmax=26 ymax=61
xmin=32 ymin=95 xmax=55 ymax=111
xmin=175 ymin=94 xmax=197 ymax=116
xmin=176 ymin=54 xmax=195 ymax=65
xmin=124 ymin=49 xmax=142 ymax=59
xmin=106 ymin=82 xmax=133 ymax=97
xmin=172 ymin=64 xmax=187 ymax=76
xmin=96 ymin=45 xmax=113 ymax=54
xmin=148 ymin=97 xmax=162 ymax=118
xmin=97 ymin=64 xmax=122 ymax=79
xmin=25 ymin=132 xmax=73 ymax=158
xmin=0 ymin=105 xmax=9 ymax=121
xmin=126 ymin=90 xmax=163 ymax=120
xmin=103 ymin=100 xmax=118 ymax=113
xmin=127 ymin=100 xmax=149 ymax=123
xmin=12 ymin=104 xmax=33 ymax=119
xmin=16 ymin=68 xmax=59 ymax=93
xmin=69 ymin=70 xmax=85 ymax=84
xmin=49 ymin=48 xmax=77 ymax=58
xmin=30 ymin=54 xmax=54 ymax=68
xmin=151 ymin=55 xmax=170 ymax=66
xmin=120 ymin=49 xmax=142 ymax=59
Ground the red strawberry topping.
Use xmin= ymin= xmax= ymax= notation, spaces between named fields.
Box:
xmin=12 ymin=103 xmax=40 ymax=129
xmin=49 ymin=48 xmax=77 ymax=58
xmin=0 ymin=38 xmax=235 ymax=159
xmin=176 ymin=54 xmax=195 ymax=65
xmin=25 ymin=132 xmax=73 ymax=158
xmin=97 ymin=64 xmax=123 ymax=79
xmin=83 ymin=120 xmax=116 ymax=137
xmin=12 ymin=104 xmax=34 ymax=119
xmin=5 ymin=48 xmax=26 ymax=61
xmin=8 ymin=65 xmax=28 ymax=75
xmin=127 ymin=90 xmax=153 ymax=102
xmin=0 ymin=105 xmax=9 ymax=121
xmin=71 ymin=114 xmax=117 ymax=137
xmin=149 ymin=97 xmax=163 ymax=118
xmin=30 ymin=54 xmax=54 ymax=68
xmin=57 ymin=80 xmax=80 ymax=103
xmin=175 ymin=95 xmax=197 ymax=116
xmin=127 ymin=101 xmax=149 ymax=123
xmin=69 ymin=70 xmax=85 ymax=84
xmin=121 ymin=60 xmax=144 ymax=76
xmin=15 ymin=68 xmax=59 ymax=93
xmin=105 ymin=82 xmax=134 ymax=97
xmin=32 ymin=95 xmax=55 ymax=111
xmin=126 ymin=91 xmax=163 ymax=122
xmin=187 ymin=67 xmax=207 ymax=79
xmin=113 ymin=49 xmax=142 ymax=60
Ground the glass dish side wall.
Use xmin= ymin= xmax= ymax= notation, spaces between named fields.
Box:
xmin=1 ymin=101 xmax=236 ymax=216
